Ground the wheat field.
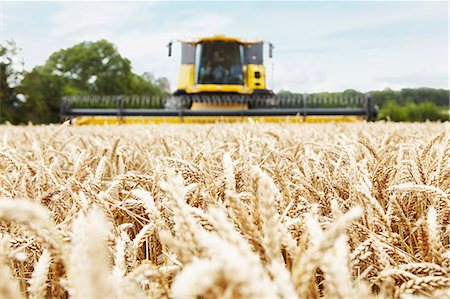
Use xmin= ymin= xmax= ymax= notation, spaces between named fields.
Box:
xmin=0 ymin=122 xmax=449 ymax=299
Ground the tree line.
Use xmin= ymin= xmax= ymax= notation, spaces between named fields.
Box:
xmin=278 ymin=88 xmax=449 ymax=122
xmin=1 ymin=39 xmax=169 ymax=124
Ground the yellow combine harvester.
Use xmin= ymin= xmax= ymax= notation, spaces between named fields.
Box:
xmin=171 ymin=35 xmax=273 ymax=102
xmin=61 ymin=35 xmax=377 ymax=124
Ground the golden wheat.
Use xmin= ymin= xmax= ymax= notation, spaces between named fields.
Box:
xmin=0 ymin=122 xmax=449 ymax=299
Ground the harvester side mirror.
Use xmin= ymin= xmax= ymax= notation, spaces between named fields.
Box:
xmin=167 ymin=41 xmax=173 ymax=57
xmin=269 ymin=43 xmax=274 ymax=58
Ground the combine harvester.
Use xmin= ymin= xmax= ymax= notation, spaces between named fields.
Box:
xmin=61 ymin=35 xmax=377 ymax=124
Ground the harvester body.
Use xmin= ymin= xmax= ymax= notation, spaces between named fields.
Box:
xmin=173 ymin=35 xmax=271 ymax=100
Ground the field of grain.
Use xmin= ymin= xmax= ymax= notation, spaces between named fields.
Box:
xmin=0 ymin=122 xmax=449 ymax=299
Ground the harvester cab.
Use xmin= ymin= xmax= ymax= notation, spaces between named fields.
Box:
xmin=61 ymin=35 xmax=378 ymax=125
xmin=167 ymin=35 xmax=273 ymax=108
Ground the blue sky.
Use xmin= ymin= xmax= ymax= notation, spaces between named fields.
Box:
xmin=1 ymin=1 xmax=448 ymax=92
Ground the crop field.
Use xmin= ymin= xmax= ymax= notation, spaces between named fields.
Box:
xmin=0 ymin=122 xmax=449 ymax=299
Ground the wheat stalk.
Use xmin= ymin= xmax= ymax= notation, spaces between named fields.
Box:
xmin=0 ymin=122 xmax=448 ymax=298
xmin=28 ymin=250 xmax=51 ymax=299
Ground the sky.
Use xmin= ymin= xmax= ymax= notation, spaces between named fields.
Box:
xmin=1 ymin=1 xmax=449 ymax=93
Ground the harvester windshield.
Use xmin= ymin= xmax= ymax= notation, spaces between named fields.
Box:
xmin=196 ymin=41 xmax=244 ymax=85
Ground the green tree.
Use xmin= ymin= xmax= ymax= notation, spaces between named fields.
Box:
xmin=342 ymin=89 xmax=363 ymax=98
xmin=277 ymin=89 xmax=294 ymax=96
xmin=378 ymin=100 xmax=408 ymax=121
xmin=134 ymin=72 xmax=170 ymax=95
xmin=19 ymin=66 xmax=66 ymax=123
xmin=0 ymin=40 xmax=25 ymax=123
xmin=378 ymin=100 xmax=446 ymax=122
xmin=44 ymin=39 xmax=131 ymax=94
xmin=20 ymin=39 xmax=168 ymax=123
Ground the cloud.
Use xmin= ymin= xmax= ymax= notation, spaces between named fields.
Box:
xmin=2 ymin=1 xmax=448 ymax=93
xmin=377 ymin=69 xmax=449 ymax=90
